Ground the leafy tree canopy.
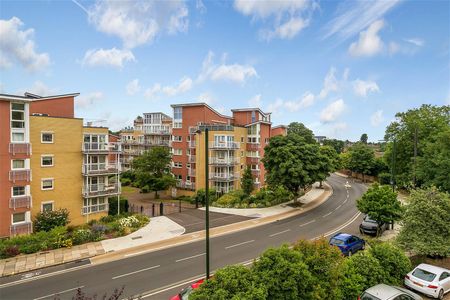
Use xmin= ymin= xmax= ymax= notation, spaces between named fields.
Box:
xmin=287 ymin=122 xmax=316 ymax=144
xmin=347 ymin=142 xmax=375 ymax=179
xmin=360 ymin=133 xmax=368 ymax=144
xmin=241 ymin=166 xmax=254 ymax=196
xmin=323 ymin=138 xmax=345 ymax=154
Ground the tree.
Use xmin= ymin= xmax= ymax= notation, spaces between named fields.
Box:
xmin=360 ymin=133 xmax=368 ymax=144
xmin=323 ymin=139 xmax=345 ymax=154
xmin=347 ymin=143 xmax=375 ymax=182
xmin=241 ymin=166 xmax=254 ymax=196
xmin=132 ymin=147 xmax=176 ymax=198
xmin=384 ymin=104 xmax=450 ymax=188
xmin=396 ymin=187 xmax=450 ymax=257
xmin=356 ymin=183 xmax=403 ymax=232
xmin=287 ymin=122 xmax=316 ymax=144
xmin=316 ymin=146 xmax=340 ymax=188
xmin=193 ymin=188 xmax=217 ymax=206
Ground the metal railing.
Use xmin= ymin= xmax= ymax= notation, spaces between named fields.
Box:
xmin=10 ymin=222 xmax=32 ymax=236
xmin=209 ymin=157 xmax=239 ymax=165
xmin=143 ymin=129 xmax=171 ymax=135
xmin=188 ymin=168 xmax=196 ymax=176
xmin=9 ymin=143 xmax=32 ymax=155
xmin=9 ymin=196 xmax=32 ymax=210
xmin=188 ymin=141 xmax=196 ymax=148
xmin=214 ymin=186 xmax=235 ymax=193
xmin=246 ymin=156 xmax=260 ymax=164
xmin=251 ymin=169 xmax=261 ymax=176
xmin=82 ymin=183 xmax=120 ymax=197
xmin=82 ymin=142 xmax=121 ymax=153
xmin=246 ymin=143 xmax=260 ymax=151
xmin=209 ymin=142 xmax=240 ymax=150
xmin=176 ymin=181 xmax=196 ymax=190
xmin=9 ymin=170 xmax=32 ymax=183
xmin=188 ymin=155 xmax=196 ymax=163
xmin=209 ymin=172 xmax=240 ymax=181
xmin=82 ymin=163 xmax=120 ymax=175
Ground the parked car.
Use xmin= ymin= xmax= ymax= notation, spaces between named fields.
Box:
xmin=170 ymin=278 xmax=205 ymax=300
xmin=359 ymin=215 xmax=389 ymax=236
xmin=329 ymin=233 xmax=365 ymax=256
xmin=359 ymin=283 xmax=423 ymax=300
xmin=404 ymin=263 xmax=450 ymax=299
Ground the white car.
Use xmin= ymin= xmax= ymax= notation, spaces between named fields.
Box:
xmin=404 ymin=263 xmax=450 ymax=299
xmin=360 ymin=284 xmax=423 ymax=300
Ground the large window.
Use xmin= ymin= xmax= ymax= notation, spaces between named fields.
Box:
xmin=11 ymin=103 xmax=25 ymax=128
xmin=174 ymin=107 xmax=182 ymax=120
xmin=12 ymin=212 xmax=26 ymax=224
xmin=173 ymin=149 xmax=182 ymax=155
xmin=173 ymin=122 xmax=182 ymax=128
xmin=12 ymin=159 xmax=25 ymax=169
xmin=12 ymin=132 xmax=25 ymax=142
xmin=83 ymin=197 xmax=107 ymax=214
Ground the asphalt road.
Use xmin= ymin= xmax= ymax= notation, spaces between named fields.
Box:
xmin=0 ymin=174 xmax=367 ymax=300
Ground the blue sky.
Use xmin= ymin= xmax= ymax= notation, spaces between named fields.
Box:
xmin=1 ymin=0 xmax=449 ymax=141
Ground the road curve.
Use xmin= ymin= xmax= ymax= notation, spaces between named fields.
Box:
xmin=0 ymin=174 xmax=367 ymax=300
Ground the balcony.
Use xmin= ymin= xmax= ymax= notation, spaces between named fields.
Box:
xmin=246 ymin=156 xmax=260 ymax=164
xmin=143 ymin=129 xmax=171 ymax=135
xmin=10 ymin=222 xmax=32 ymax=236
xmin=9 ymin=196 xmax=32 ymax=210
xmin=246 ymin=143 xmax=260 ymax=151
xmin=9 ymin=143 xmax=32 ymax=155
xmin=9 ymin=169 xmax=32 ymax=183
xmin=82 ymin=183 xmax=120 ymax=198
xmin=209 ymin=172 xmax=240 ymax=181
xmin=188 ymin=168 xmax=196 ymax=177
xmin=188 ymin=141 xmax=196 ymax=148
xmin=251 ymin=169 xmax=261 ymax=176
xmin=209 ymin=141 xmax=240 ymax=150
xmin=176 ymin=180 xmax=196 ymax=190
xmin=82 ymin=163 xmax=120 ymax=175
xmin=209 ymin=157 xmax=239 ymax=165
xmin=188 ymin=155 xmax=196 ymax=163
xmin=214 ymin=186 xmax=235 ymax=194
xmin=82 ymin=142 xmax=121 ymax=153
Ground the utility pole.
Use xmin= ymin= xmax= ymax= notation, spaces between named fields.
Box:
xmin=391 ymin=139 xmax=396 ymax=193
xmin=413 ymin=127 xmax=418 ymax=188
xmin=204 ymin=128 xmax=210 ymax=279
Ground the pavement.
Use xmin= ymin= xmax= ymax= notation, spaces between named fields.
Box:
xmin=0 ymin=181 xmax=329 ymax=278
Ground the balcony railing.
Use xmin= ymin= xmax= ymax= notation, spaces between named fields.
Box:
xmin=251 ymin=169 xmax=261 ymax=176
xmin=9 ymin=196 xmax=32 ymax=210
xmin=246 ymin=156 xmax=260 ymax=164
xmin=246 ymin=143 xmax=260 ymax=151
xmin=9 ymin=143 xmax=32 ymax=155
xmin=82 ymin=183 xmax=120 ymax=198
xmin=188 ymin=141 xmax=196 ymax=148
xmin=176 ymin=181 xmax=196 ymax=190
xmin=10 ymin=222 xmax=32 ymax=236
xmin=9 ymin=169 xmax=32 ymax=183
xmin=82 ymin=142 xmax=121 ymax=153
xmin=188 ymin=155 xmax=196 ymax=163
xmin=143 ymin=129 xmax=171 ymax=135
xmin=82 ymin=163 xmax=120 ymax=175
xmin=209 ymin=157 xmax=239 ymax=165
xmin=209 ymin=142 xmax=240 ymax=150
xmin=209 ymin=172 xmax=240 ymax=181
xmin=214 ymin=186 xmax=235 ymax=194
xmin=188 ymin=168 xmax=196 ymax=176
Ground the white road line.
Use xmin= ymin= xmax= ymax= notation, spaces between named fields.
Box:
xmin=175 ymin=253 xmax=205 ymax=263
xmin=314 ymin=212 xmax=362 ymax=240
xmin=225 ymin=240 xmax=255 ymax=249
xmin=269 ymin=229 xmax=291 ymax=237
xmin=33 ymin=286 xmax=85 ymax=300
xmin=322 ymin=212 xmax=332 ymax=218
xmin=343 ymin=198 xmax=348 ymax=204
xmin=335 ymin=205 xmax=342 ymax=211
xmin=112 ymin=265 xmax=160 ymax=280
xmin=299 ymin=220 xmax=316 ymax=227
xmin=124 ymin=250 xmax=148 ymax=257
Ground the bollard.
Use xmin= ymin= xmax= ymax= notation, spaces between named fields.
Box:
xmin=160 ymin=202 xmax=164 ymax=216
xmin=152 ymin=204 xmax=155 ymax=217
xmin=140 ymin=205 xmax=143 ymax=213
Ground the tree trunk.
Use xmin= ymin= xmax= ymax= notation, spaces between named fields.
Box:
xmin=155 ymin=190 xmax=159 ymax=199
xmin=319 ymin=181 xmax=323 ymax=188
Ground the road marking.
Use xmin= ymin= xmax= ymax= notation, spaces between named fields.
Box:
xmin=33 ymin=286 xmax=84 ymax=300
xmin=269 ymin=229 xmax=291 ymax=237
xmin=112 ymin=265 xmax=160 ymax=280
xmin=225 ymin=240 xmax=255 ymax=249
xmin=322 ymin=212 xmax=332 ymax=218
xmin=314 ymin=212 xmax=362 ymax=240
xmin=335 ymin=205 xmax=342 ymax=211
xmin=299 ymin=220 xmax=316 ymax=227
xmin=175 ymin=253 xmax=205 ymax=263
xmin=124 ymin=250 xmax=148 ymax=257
xmin=343 ymin=198 xmax=348 ymax=204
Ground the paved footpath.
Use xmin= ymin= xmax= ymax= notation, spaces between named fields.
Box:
xmin=0 ymin=182 xmax=329 ymax=278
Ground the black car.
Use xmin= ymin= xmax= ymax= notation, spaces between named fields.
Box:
xmin=359 ymin=215 xmax=388 ymax=236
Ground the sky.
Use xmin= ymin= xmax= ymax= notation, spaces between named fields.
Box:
xmin=1 ymin=0 xmax=449 ymax=142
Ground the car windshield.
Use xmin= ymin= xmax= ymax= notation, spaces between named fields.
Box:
xmin=180 ymin=286 xmax=193 ymax=300
xmin=364 ymin=216 xmax=378 ymax=223
xmin=360 ymin=292 xmax=381 ymax=300
xmin=412 ymin=268 xmax=437 ymax=282
xmin=330 ymin=238 xmax=345 ymax=245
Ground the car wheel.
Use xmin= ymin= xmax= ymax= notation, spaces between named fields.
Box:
xmin=438 ymin=289 xmax=444 ymax=299
xmin=348 ymin=250 xmax=352 ymax=257
xmin=361 ymin=243 xmax=365 ymax=250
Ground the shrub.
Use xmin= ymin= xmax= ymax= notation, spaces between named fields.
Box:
xmin=34 ymin=208 xmax=70 ymax=232
xmin=141 ymin=185 xmax=150 ymax=193
xmin=108 ymin=197 xmax=129 ymax=215
xmin=3 ymin=245 xmax=20 ymax=258
xmin=369 ymin=242 xmax=412 ymax=285
xmin=378 ymin=172 xmax=391 ymax=185
xmin=118 ymin=216 xmax=140 ymax=228
xmin=72 ymin=229 xmax=94 ymax=245
xmin=215 ymin=190 xmax=245 ymax=207
xmin=120 ymin=177 xmax=131 ymax=186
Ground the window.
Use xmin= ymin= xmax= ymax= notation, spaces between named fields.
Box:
xmin=11 ymin=103 xmax=25 ymax=128
xmin=186 ymin=163 xmax=191 ymax=169
xmin=241 ymin=137 xmax=244 ymax=142
xmin=12 ymin=186 xmax=26 ymax=196
xmin=12 ymin=132 xmax=25 ymax=142
xmin=42 ymin=202 xmax=54 ymax=212
xmin=186 ymin=149 xmax=191 ymax=155
xmin=175 ymin=174 xmax=182 ymax=180
xmin=251 ymin=111 xmax=256 ymax=123
xmin=174 ymin=107 xmax=182 ymax=120
xmin=83 ymin=197 xmax=107 ymax=214
xmin=41 ymin=178 xmax=54 ymax=190
xmin=41 ymin=132 xmax=54 ymax=143
xmin=173 ymin=122 xmax=182 ymax=128
xmin=173 ymin=136 xmax=182 ymax=142
xmin=41 ymin=155 xmax=54 ymax=167
xmin=12 ymin=212 xmax=26 ymax=224
xmin=173 ymin=162 xmax=182 ymax=168
xmin=173 ymin=149 xmax=182 ymax=155
xmin=393 ymin=295 xmax=414 ymax=300
xmin=12 ymin=159 xmax=25 ymax=169
xmin=241 ymin=151 xmax=244 ymax=157
xmin=439 ymin=272 xmax=450 ymax=281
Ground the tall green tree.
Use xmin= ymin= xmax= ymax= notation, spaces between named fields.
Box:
xmin=347 ymin=143 xmax=375 ymax=182
xmin=132 ymin=147 xmax=176 ymax=198
xmin=323 ymin=139 xmax=345 ymax=154
xmin=360 ymin=133 xmax=368 ymax=144
xmin=356 ymin=183 xmax=403 ymax=232
xmin=396 ymin=187 xmax=450 ymax=257
xmin=287 ymin=122 xmax=316 ymax=144
xmin=241 ymin=166 xmax=254 ymax=196
xmin=316 ymin=146 xmax=340 ymax=188
xmin=384 ymin=104 xmax=450 ymax=188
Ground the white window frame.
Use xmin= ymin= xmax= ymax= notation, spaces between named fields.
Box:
xmin=172 ymin=136 xmax=182 ymax=142
xmin=41 ymin=154 xmax=54 ymax=167
xmin=41 ymin=178 xmax=54 ymax=190
xmin=41 ymin=131 xmax=54 ymax=144
xmin=173 ymin=149 xmax=182 ymax=156
xmin=11 ymin=159 xmax=27 ymax=170
xmin=11 ymin=211 xmax=31 ymax=224
xmin=41 ymin=201 xmax=54 ymax=212
xmin=173 ymin=162 xmax=182 ymax=168
xmin=11 ymin=185 xmax=28 ymax=197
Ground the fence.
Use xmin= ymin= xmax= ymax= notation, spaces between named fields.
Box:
xmin=129 ymin=201 xmax=199 ymax=217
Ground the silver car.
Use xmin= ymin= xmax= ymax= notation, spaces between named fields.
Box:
xmin=360 ymin=283 xmax=423 ymax=300
xmin=405 ymin=264 xmax=450 ymax=299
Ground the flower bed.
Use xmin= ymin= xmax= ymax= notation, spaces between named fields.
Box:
xmin=213 ymin=186 xmax=294 ymax=208
xmin=0 ymin=214 xmax=149 ymax=259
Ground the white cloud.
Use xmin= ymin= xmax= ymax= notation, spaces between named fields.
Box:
xmin=349 ymin=20 xmax=385 ymax=57
xmin=323 ymin=0 xmax=400 ymax=41
xmin=198 ymin=51 xmax=257 ymax=84
xmin=284 ymin=92 xmax=315 ymax=111
xmin=370 ymin=110 xmax=384 ymax=126
xmin=0 ymin=17 xmax=50 ymax=71
xmin=234 ymin=0 xmax=316 ymax=41
xmin=82 ymin=48 xmax=135 ymax=68
xmin=24 ymin=81 xmax=58 ymax=96
xmin=329 ymin=122 xmax=348 ymax=137
xmin=145 ymin=77 xmax=193 ymax=99
xmin=388 ymin=41 xmax=400 ymax=55
xmin=248 ymin=94 xmax=262 ymax=107
xmin=76 ymin=92 xmax=103 ymax=109
xmin=126 ymin=79 xmax=140 ymax=95
xmin=88 ymin=0 xmax=188 ymax=49
xmin=98 ymin=111 xmax=131 ymax=131
xmin=266 ymin=98 xmax=284 ymax=116
xmin=404 ymin=38 xmax=424 ymax=47
xmin=320 ymin=99 xmax=345 ymax=123
xmin=352 ymin=79 xmax=380 ymax=97
xmin=198 ymin=92 xmax=214 ymax=104
xmin=319 ymin=67 xmax=339 ymax=99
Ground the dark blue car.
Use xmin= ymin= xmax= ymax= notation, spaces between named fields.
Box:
xmin=329 ymin=233 xmax=365 ymax=256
